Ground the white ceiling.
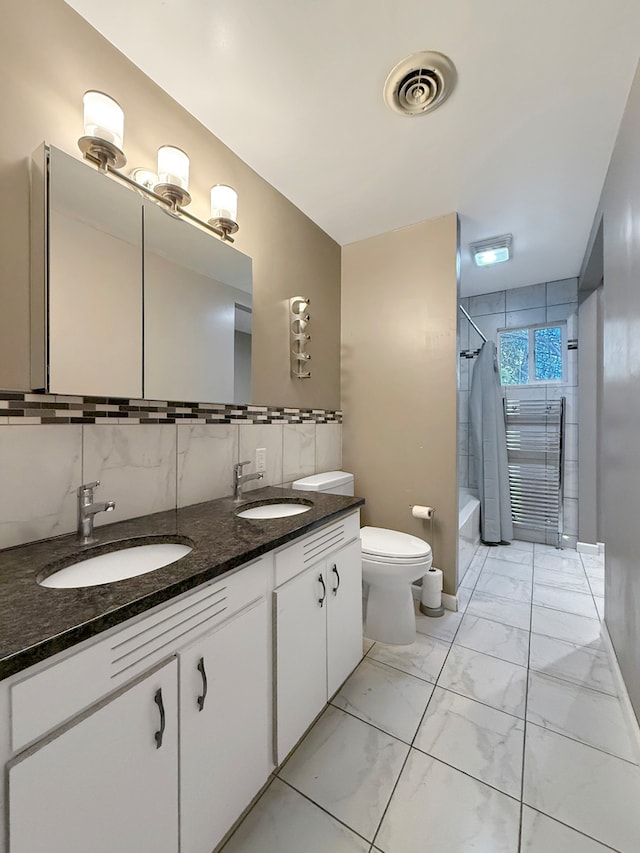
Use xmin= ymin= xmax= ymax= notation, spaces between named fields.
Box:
xmin=67 ymin=0 xmax=640 ymax=296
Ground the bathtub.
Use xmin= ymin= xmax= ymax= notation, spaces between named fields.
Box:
xmin=458 ymin=488 xmax=481 ymax=585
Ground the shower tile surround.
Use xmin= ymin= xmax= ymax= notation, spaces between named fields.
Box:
xmin=0 ymin=391 xmax=342 ymax=551
xmin=459 ymin=278 xmax=579 ymax=546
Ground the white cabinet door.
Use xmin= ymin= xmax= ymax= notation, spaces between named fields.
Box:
xmin=274 ymin=564 xmax=328 ymax=763
xmin=179 ymin=600 xmax=270 ymax=853
xmin=8 ymin=658 xmax=178 ymax=853
xmin=327 ymin=539 xmax=363 ymax=698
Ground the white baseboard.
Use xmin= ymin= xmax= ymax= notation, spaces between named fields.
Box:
xmin=577 ymin=541 xmax=600 ymax=556
xmin=600 ymin=620 xmax=640 ymax=764
xmin=442 ymin=592 xmax=457 ymax=612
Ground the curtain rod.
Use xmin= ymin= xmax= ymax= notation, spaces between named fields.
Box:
xmin=459 ymin=304 xmax=487 ymax=343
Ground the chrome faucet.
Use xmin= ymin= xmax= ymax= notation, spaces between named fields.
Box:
xmin=77 ymin=481 xmax=115 ymax=544
xmin=233 ymin=461 xmax=264 ymax=502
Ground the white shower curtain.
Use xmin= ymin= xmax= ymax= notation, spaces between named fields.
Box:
xmin=469 ymin=341 xmax=513 ymax=544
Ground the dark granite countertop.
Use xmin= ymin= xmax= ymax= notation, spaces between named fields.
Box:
xmin=0 ymin=487 xmax=364 ymax=681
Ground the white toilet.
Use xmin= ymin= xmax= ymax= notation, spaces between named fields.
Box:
xmin=292 ymin=471 xmax=432 ymax=645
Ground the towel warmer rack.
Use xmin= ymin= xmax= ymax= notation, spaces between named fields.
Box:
xmin=503 ymin=397 xmax=565 ymax=547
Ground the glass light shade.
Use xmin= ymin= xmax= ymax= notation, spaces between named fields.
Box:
xmin=157 ymin=146 xmax=189 ymax=190
xmin=83 ymin=91 xmax=124 ymax=149
xmin=130 ymin=168 xmax=158 ymax=191
xmin=210 ymin=184 xmax=238 ymax=223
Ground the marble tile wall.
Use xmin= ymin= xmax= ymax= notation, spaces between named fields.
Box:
xmin=0 ymin=419 xmax=342 ymax=550
xmin=459 ymin=277 xmax=579 ymax=547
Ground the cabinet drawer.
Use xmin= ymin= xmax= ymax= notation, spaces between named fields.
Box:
xmin=10 ymin=556 xmax=270 ymax=752
xmin=274 ymin=511 xmax=360 ymax=587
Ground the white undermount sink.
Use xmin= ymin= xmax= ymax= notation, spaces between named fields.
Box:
xmin=39 ymin=541 xmax=193 ymax=589
xmin=236 ymin=500 xmax=313 ymax=520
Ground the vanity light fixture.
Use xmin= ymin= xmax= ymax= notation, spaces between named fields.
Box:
xmin=77 ymin=92 xmax=236 ymax=242
xmin=470 ymin=233 xmax=513 ymax=267
xmin=209 ymin=184 xmax=239 ymax=239
xmin=77 ymin=90 xmax=127 ymax=170
xmin=290 ymin=297 xmax=311 ymax=379
xmin=154 ymin=145 xmax=192 ymax=210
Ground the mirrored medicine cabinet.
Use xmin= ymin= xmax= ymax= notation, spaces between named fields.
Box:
xmin=30 ymin=144 xmax=253 ymax=403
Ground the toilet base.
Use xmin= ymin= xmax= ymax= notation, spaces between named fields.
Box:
xmin=364 ymin=583 xmax=417 ymax=645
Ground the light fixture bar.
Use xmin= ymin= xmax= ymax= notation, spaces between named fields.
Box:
xmin=470 ymin=233 xmax=512 ymax=267
xmin=83 ymin=152 xmax=234 ymax=242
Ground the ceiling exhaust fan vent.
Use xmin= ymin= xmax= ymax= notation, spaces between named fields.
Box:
xmin=384 ymin=51 xmax=456 ymax=116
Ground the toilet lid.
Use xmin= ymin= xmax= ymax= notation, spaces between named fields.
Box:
xmin=360 ymin=527 xmax=431 ymax=560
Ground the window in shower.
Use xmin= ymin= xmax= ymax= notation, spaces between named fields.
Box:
xmin=498 ymin=322 xmax=567 ymax=385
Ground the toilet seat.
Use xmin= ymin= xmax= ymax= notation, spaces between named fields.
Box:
xmin=361 ymin=527 xmax=431 ymax=562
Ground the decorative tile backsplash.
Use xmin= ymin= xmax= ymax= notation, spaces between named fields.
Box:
xmin=0 ymin=391 xmax=342 ymax=425
xmin=0 ymin=391 xmax=343 ymax=551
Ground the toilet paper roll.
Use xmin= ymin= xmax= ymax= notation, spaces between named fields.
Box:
xmin=421 ymin=567 xmax=443 ymax=610
xmin=412 ymin=505 xmax=435 ymax=520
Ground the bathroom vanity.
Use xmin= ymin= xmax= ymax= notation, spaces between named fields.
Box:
xmin=0 ymin=488 xmax=363 ymax=853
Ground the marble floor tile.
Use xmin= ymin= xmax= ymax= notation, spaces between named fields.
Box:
xmin=580 ymin=553 xmax=605 ymax=571
xmin=474 ymin=572 xmax=532 ymax=603
xmin=500 ymin=538 xmax=535 ymax=552
xmin=531 ymin=606 xmax=603 ymax=649
xmin=368 ymin=633 xmax=450 ymax=684
xmin=221 ymin=778 xmax=370 ymax=853
xmin=279 ymin=706 xmax=409 ymax=841
xmin=483 ymin=546 xmax=533 ymax=566
xmin=588 ymin=577 xmax=605 ymax=598
xmin=584 ymin=566 xmax=605 ymax=580
xmin=481 ymin=557 xmax=533 ymax=581
xmin=415 ymin=605 xmax=463 ymax=643
xmin=456 ymin=585 xmax=473 ymax=612
xmin=437 ymin=645 xmax=527 ymax=718
xmin=520 ymin=806 xmax=615 ymax=852
xmin=375 ymin=750 xmax=520 ymax=853
xmin=533 ymin=553 xmax=587 ymax=575
xmin=459 ymin=561 xmax=482 ymax=589
xmin=363 ymin=638 xmax=375 ymax=656
xmin=533 ymin=566 xmax=591 ymax=594
xmin=331 ymin=658 xmax=434 ymax=743
xmin=455 ymin=614 xmax=530 ymax=667
xmin=414 ymin=687 xmax=524 ymax=797
xmin=524 ymin=723 xmax=640 ymax=852
xmin=584 ymin=562 xmax=605 ymax=580
xmin=529 ymin=634 xmax=616 ymax=695
xmin=594 ymin=597 xmax=605 ymax=620
xmin=535 ymin=543 xmax=581 ymax=560
xmin=533 ymin=584 xmax=599 ymax=619
xmin=527 ymin=671 xmax=637 ymax=761
xmin=466 ymin=590 xmax=531 ymax=630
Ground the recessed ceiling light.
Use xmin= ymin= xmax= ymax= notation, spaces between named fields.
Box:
xmin=470 ymin=234 xmax=513 ymax=267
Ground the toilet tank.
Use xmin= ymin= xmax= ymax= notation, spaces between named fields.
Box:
xmin=292 ymin=471 xmax=354 ymax=496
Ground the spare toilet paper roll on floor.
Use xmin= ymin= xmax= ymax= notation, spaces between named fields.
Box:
xmin=421 ymin=567 xmax=443 ymax=609
xmin=412 ymin=505 xmax=435 ymax=520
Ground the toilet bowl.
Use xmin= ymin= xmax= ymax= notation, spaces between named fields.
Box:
xmin=292 ymin=471 xmax=432 ymax=645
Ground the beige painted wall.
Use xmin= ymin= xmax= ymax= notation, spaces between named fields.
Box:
xmin=593 ymin=57 xmax=640 ymax=718
xmin=341 ymin=214 xmax=459 ymax=593
xmin=0 ymin=0 xmax=340 ymax=409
